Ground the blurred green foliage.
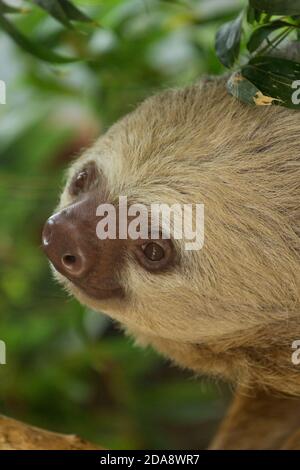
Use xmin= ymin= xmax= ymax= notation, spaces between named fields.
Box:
xmin=0 ymin=0 xmax=240 ymax=449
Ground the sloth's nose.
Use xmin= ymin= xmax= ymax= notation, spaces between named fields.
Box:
xmin=42 ymin=212 xmax=92 ymax=279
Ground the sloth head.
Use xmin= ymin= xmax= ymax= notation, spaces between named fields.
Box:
xmin=42 ymin=80 xmax=300 ymax=344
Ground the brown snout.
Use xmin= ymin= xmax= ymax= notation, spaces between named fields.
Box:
xmin=42 ymin=196 xmax=125 ymax=300
xmin=42 ymin=207 xmax=94 ymax=280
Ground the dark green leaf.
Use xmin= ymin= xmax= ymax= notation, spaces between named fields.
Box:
xmin=249 ymin=0 xmax=300 ymax=16
xmin=33 ymin=0 xmax=73 ymax=29
xmin=33 ymin=0 xmax=95 ymax=28
xmin=0 ymin=14 xmax=78 ymax=63
xmin=59 ymin=0 xmax=94 ymax=24
xmin=215 ymin=12 xmax=243 ymax=68
xmin=247 ymin=6 xmax=257 ymax=24
xmin=247 ymin=21 xmax=292 ymax=52
xmin=241 ymin=56 xmax=300 ymax=108
xmin=246 ymin=6 xmax=267 ymax=24
xmin=245 ymin=55 xmax=300 ymax=79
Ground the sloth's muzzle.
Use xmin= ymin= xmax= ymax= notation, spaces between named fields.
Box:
xmin=42 ymin=208 xmax=93 ymax=280
xmin=41 ymin=196 xmax=125 ymax=301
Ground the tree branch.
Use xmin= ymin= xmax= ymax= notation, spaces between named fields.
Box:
xmin=0 ymin=415 xmax=102 ymax=450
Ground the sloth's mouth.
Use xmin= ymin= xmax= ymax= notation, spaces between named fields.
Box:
xmin=72 ymin=282 xmax=124 ymax=301
xmin=51 ymin=263 xmax=124 ymax=301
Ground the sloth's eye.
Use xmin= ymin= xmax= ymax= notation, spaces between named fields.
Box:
xmin=142 ymin=242 xmax=164 ymax=261
xmin=135 ymin=239 xmax=174 ymax=272
xmin=74 ymin=170 xmax=88 ymax=192
xmin=69 ymin=162 xmax=98 ymax=196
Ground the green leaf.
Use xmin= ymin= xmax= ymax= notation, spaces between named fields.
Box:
xmin=246 ymin=6 xmax=271 ymax=25
xmin=33 ymin=0 xmax=95 ymax=28
xmin=249 ymin=0 xmax=300 ymax=16
xmin=241 ymin=56 xmax=300 ymax=108
xmin=247 ymin=21 xmax=292 ymax=52
xmin=226 ymin=71 xmax=266 ymax=105
xmin=33 ymin=0 xmax=73 ymax=29
xmin=0 ymin=14 xmax=78 ymax=63
xmin=215 ymin=12 xmax=243 ymax=68
xmin=0 ymin=0 xmax=29 ymax=14
xmin=58 ymin=0 xmax=94 ymax=24
xmin=247 ymin=6 xmax=259 ymax=24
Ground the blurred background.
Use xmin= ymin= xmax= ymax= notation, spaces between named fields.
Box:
xmin=0 ymin=0 xmax=243 ymax=449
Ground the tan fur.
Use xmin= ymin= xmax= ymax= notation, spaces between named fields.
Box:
xmin=56 ymin=77 xmax=300 ymax=448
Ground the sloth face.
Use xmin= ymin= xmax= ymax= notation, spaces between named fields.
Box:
xmin=42 ymin=159 xmax=177 ymax=301
xmin=42 ymin=86 xmax=213 ymax=342
xmin=42 ymin=82 xmax=300 ymax=342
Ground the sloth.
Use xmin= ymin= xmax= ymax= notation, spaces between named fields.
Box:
xmin=42 ymin=77 xmax=300 ymax=449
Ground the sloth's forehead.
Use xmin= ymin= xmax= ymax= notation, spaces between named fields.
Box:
xmin=70 ymin=82 xmax=231 ymax=198
xmin=81 ymin=149 xmax=195 ymax=205
xmin=77 ymin=141 xmax=193 ymax=203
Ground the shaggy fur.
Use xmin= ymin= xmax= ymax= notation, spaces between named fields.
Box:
xmin=54 ymin=77 xmax=300 ymax=449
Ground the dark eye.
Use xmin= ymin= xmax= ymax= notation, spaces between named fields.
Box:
xmin=73 ymin=170 xmax=88 ymax=193
xmin=142 ymin=242 xmax=165 ymax=261
xmin=134 ymin=239 xmax=174 ymax=272
xmin=69 ymin=162 xmax=98 ymax=197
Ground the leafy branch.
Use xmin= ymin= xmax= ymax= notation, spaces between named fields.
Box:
xmin=215 ymin=0 xmax=300 ymax=108
xmin=1 ymin=0 xmax=300 ymax=109
xmin=0 ymin=0 xmax=96 ymax=63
